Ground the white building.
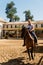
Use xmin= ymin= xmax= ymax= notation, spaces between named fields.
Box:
xmin=0 ymin=18 xmax=43 ymax=38
xmin=0 ymin=18 xmax=6 ymax=38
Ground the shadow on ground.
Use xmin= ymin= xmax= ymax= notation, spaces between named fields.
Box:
xmin=37 ymin=56 xmax=43 ymax=65
xmin=0 ymin=57 xmax=34 ymax=65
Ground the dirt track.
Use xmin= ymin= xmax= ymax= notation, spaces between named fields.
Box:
xmin=0 ymin=39 xmax=43 ymax=65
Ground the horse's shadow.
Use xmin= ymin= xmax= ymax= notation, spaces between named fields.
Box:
xmin=0 ymin=57 xmax=34 ymax=65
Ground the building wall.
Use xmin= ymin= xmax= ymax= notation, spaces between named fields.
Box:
xmin=0 ymin=20 xmax=43 ymax=38
xmin=0 ymin=23 xmax=3 ymax=38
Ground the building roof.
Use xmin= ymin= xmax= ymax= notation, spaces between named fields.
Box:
xmin=0 ymin=18 xmax=6 ymax=23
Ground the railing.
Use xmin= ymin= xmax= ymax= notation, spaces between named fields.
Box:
xmin=1 ymin=21 xmax=43 ymax=38
xmin=0 ymin=27 xmax=43 ymax=31
xmin=2 ymin=28 xmax=22 ymax=31
xmin=1 ymin=27 xmax=43 ymax=39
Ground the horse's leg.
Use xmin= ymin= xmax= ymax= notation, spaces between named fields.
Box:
xmin=34 ymin=46 xmax=36 ymax=57
xmin=31 ymin=47 xmax=34 ymax=60
xmin=27 ymin=49 xmax=31 ymax=60
xmin=33 ymin=43 xmax=37 ymax=57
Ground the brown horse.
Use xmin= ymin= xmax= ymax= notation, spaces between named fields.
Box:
xmin=21 ymin=26 xmax=35 ymax=60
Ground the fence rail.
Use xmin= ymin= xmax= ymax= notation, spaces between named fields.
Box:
xmin=0 ymin=27 xmax=43 ymax=31
xmin=1 ymin=27 xmax=43 ymax=39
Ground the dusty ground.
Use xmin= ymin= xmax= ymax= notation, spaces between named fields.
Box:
xmin=0 ymin=39 xmax=43 ymax=65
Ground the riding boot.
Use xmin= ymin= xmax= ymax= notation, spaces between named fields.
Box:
xmin=34 ymin=38 xmax=38 ymax=45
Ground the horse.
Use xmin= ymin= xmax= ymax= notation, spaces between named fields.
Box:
xmin=21 ymin=26 xmax=36 ymax=60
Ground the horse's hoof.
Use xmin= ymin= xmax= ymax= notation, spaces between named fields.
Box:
xmin=29 ymin=60 xmax=35 ymax=64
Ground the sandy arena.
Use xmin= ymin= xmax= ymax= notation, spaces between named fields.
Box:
xmin=0 ymin=39 xmax=43 ymax=65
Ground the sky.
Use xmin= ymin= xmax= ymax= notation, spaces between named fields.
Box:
xmin=0 ymin=0 xmax=43 ymax=21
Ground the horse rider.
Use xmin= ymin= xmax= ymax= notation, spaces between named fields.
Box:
xmin=23 ymin=19 xmax=38 ymax=46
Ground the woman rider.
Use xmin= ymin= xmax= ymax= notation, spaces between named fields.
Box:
xmin=23 ymin=19 xmax=38 ymax=46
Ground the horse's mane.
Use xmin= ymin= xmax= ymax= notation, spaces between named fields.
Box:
xmin=26 ymin=28 xmax=33 ymax=39
xmin=24 ymin=27 xmax=34 ymax=40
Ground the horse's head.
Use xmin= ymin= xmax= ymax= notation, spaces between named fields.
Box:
xmin=21 ymin=25 xmax=32 ymax=39
xmin=21 ymin=26 xmax=26 ymax=38
xmin=21 ymin=26 xmax=29 ymax=38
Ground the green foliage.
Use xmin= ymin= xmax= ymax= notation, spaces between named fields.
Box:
xmin=24 ymin=10 xmax=33 ymax=21
xmin=13 ymin=15 xmax=20 ymax=21
xmin=5 ymin=1 xmax=20 ymax=22
xmin=6 ymin=1 xmax=15 ymax=9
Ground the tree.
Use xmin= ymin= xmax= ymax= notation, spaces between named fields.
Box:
xmin=13 ymin=15 xmax=20 ymax=21
xmin=5 ymin=1 xmax=17 ymax=22
xmin=24 ymin=10 xmax=33 ymax=21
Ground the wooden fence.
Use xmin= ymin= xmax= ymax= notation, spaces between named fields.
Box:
xmin=1 ymin=21 xmax=43 ymax=38
xmin=1 ymin=27 xmax=43 ymax=38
